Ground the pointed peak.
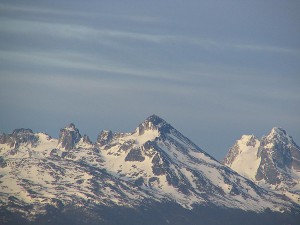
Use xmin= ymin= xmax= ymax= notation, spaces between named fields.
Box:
xmin=264 ymin=127 xmax=294 ymax=144
xmin=82 ymin=134 xmax=92 ymax=144
xmin=269 ymin=127 xmax=287 ymax=136
xmin=8 ymin=128 xmax=38 ymax=147
xmin=64 ymin=123 xmax=77 ymax=131
xmin=58 ymin=123 xmax=81 ymax=150
xmin=137 ymin=114 xmax=172 ymax=135
xmin=144 ymin=114 xmax=166 ymax=126
xmin=267 ymin=127 xmax=289 ymax=140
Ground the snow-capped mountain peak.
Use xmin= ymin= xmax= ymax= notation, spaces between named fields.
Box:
xmin=239 ymin=135 xmax=259 ymax=147
xmin=223 ymin=135 xmax=260 ymax=179
xmin=96 ymin=116 xmax=294 ymax=211
xmin=142 ymin=114 xmax=166 ymax=127
xmin=0 ymin=128 xmax=38 ymax=149
xmin=224 ymin=127 xmax=300 ymax=204
xmin=265 ymin=127 xmax=293 ymax=144
xmin=136 ymin=114 xmax=172 ymax=135
xmin=270 ymin=127 xmax=287 ymax=135
xmin=58 ymin=123 xmax=82 ymax=150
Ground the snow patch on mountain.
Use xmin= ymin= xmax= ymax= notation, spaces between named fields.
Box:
xmin=225 ymin=135 xmax=261 ymax=179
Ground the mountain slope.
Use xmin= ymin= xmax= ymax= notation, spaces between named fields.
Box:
xmin=95 ymin=115 xmax=288 ymax=210
xmin=0 ymin=116 xmax=299 ymax=224
xmin=224 ymin=127 xmax=300 ymax=204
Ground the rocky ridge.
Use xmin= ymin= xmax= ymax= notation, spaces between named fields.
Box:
xmin=0 ymin=116 xmax=299 ymax=224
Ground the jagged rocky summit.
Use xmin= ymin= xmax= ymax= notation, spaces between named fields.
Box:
xmin=0 ymin=116 xmax=299 ymax=225
xmin=224 ymin=127 xmax=300 ymax=204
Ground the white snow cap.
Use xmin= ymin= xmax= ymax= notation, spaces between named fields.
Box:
xmin=270 ymin=127 xmax=287 ymax=136
xmin=267 ymin=127 xmax=293 ymax=143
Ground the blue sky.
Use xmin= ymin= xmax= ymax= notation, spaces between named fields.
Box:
xmin=0 ymin=0 xmax=299 ymax=160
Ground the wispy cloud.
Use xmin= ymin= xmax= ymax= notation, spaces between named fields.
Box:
xmin=1 ymin=16 xmax=298 ymax=57
xmin=2 ymin=44 xmax=299 ymax=97
xmin=2 ymin=48 xmax=299 ymax=106
xmin=234 ymin=43 xmax=300 ymax=55
xmin=0 ymin=48 xmax=269 ymax=87
xmin=0 ymin=19 xmax=166 ymax=44
xmin=0 ymin=2 xmax=162 ymax=24
xmin=0 ymin=50 xmax=178 ymax=81
xmin=0 ymin=3 xmax=85 ymax=17
xmin=0 ymin=70 xmax=197 ymax=100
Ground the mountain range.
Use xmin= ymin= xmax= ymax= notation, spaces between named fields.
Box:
xmin=0 ymin=115 xmax=299 ymax=225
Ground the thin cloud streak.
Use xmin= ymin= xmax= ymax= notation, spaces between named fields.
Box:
xmin=0 ymin=50 xmax=181 ymax=82
xmin=1 ymin=49 xmax=287 ymax=89
xmin=235 ymin=44 xmax=300 ymax=55
xmin=0 ymin=19 xmax=165 ymax=43
xmin=0 ymin=3 xmax=89 ymax=18
xmin=1 ymin=18 xmax=299 ymax=56
xmin=0 ymin=2 xmax=162 ymax=23
xmin=0 ymin=71 xmax=197 ymax=99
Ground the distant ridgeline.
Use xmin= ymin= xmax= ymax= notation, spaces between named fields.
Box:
xmin=0 ymin=115 xmax=299 ymax=225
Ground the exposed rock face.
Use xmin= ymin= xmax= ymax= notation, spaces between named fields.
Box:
xmin=58 ymin=123 xmax=82 ymax=150
xmin=0 ymin=133 xmax=14 ymax=147
xmin=224 ymin=127 xmax=300 ymax=204
xmin=97 ymin=130 xmax=113 ymax=146
xmin=125 ymin=148 xmax=145 ymax=162
xmin=255 ymin=128 xmax=299 ymax=187
xmin=151 ymin=152 xmax=167 ymax=176
xmin=82 ymin=134 xmax=92 ymax=145
xmin=137 ymin=114 xmax=172 ymax=135
xmin=0 ymin=128 xmax=38 ymax=148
